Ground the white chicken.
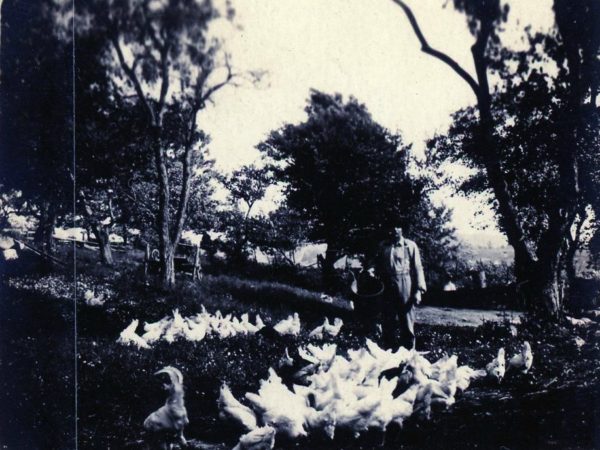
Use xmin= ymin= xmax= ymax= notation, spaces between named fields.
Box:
xmin=412 ymin=383 xmax=434 ymax=420
xmin=273 ymin=313 xmax=301 ymax=336
xmin=298 ymin=343 xmax=337 ymax=370
xmin=232 ymin=426 xmax=276 ymax=450
xmin=219 ymin=383 xmax=258 ymax=432
xmin=277 ymin=348 xmax=294 ymax=368
xmin=255 ymin=314 xmax=266 ymax=330
xmin=83 ymin=289 xmax=106 ymax=306
xmin=163 ymin=309 xmax=189 ymax=343
xmin=508 ymin=341 xmax=533 ymax=374
xmin=455 ymin=365 xmax=486 ymax=391
xmin=486 ymin=348 xmax=506 ymax=382
xmin=245 ymin=368 xmax=308 ymax=439
xmin=0 ymin=236 xmax=15 ymax=250
xmin=389 ymin=397 xmax=414 ymax=427
xmin=240 ymin=313 xmax=260 ymax=334
xmin=335 ymin=394 xmax=381 ymax=436
xmin=141 ymin=316 xmax=171 ymax=344
xmin=231 ymin=317 xmax=250 ymax=335
xmin=184 ymin=317 xmax=208 ymax=342
xmin=566 ymin=316 xmax=594 ymax=327
xmin=116 ymin=319 xmax=150 ymax=349
xmin=2 ymin=248 xmax=18 ymax=260
xmin=309 ymin=317 xmax=344 ymax=339
xmin=366 ymin=339 xmax=412 ymax=374
xmin=236 ymin=340 xmax=497 ymax=445
xmin=304 ymin=407 xmax=337 ymax=440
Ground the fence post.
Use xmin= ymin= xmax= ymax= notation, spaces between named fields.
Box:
xmin=193 ymin=244 xmax=202 ymax=281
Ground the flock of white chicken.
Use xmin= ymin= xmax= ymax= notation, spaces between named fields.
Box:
xmin=219 ymin=339 xmax=534 ymax=449
xmin=116 ymin=307 xmax=344 ymax=349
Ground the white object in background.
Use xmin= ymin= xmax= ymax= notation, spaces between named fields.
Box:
xmin=2 ymin=248 xmax=18 ymax=260
xmin=0 ymin=236 xmax=15 ymax=250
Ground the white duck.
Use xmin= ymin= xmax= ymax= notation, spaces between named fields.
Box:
xmin=117 ymin=319 xmax=150 ymax=349
xmin=219 ymin=383 xmax=258 ymax=432
xmin=508 ymin=341 xmax=533 ymax=374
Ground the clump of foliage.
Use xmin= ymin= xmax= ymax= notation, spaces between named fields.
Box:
xmin=259 ymin=90 xmax=460 ymax=280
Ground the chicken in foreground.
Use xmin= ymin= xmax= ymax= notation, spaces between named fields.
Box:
xmin=218 ymin=383 xmax=258 ymax=432
xmin=143 ymin=366 xmax=189 ymax=449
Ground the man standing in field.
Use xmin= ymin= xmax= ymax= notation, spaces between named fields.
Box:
xmin=370 ymin=225 xmax=426 ymax=350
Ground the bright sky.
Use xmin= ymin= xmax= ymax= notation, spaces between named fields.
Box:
xmin=196 ymin=0 xmax=554 ymax=243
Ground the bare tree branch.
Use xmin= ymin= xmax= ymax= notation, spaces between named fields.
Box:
xmin=390 ymin=0 xmax=480 ymax=97
xmin=200 ymin=54 xmax=237 ymax=105
xmin=111 ymin=35 xmax=156 ymax=124
xmin=157 ymin=45 xmax=170 ymax=121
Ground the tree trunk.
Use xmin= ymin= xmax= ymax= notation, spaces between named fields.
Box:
xmin=153 ymin=126 xmax=174 ymax=290
xmin=193 ymin=245 xmax=202 ymax=281
xmin=530 ymin=262 xmax=563 ymax=318
xmin=35 ymin=202 xmax=56 ymax=257
xmin=94 ymin=222 xmax=113 ymax=266
xmin=392 ymin=0 xmax=590 ymax=319
xmin=161 ymin=243 xmax=176 ymax=289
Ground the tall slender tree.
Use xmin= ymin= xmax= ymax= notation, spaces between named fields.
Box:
xmin=77 ymin=0 xmax=251 ymax=288
xmin=392 ymin=0 xmax=600 ymax=316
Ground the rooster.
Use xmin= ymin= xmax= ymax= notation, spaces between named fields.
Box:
xmin=143 ymin=366 xmax=189 ymax=449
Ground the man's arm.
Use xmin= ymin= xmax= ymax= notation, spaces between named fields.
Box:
xmin=411 ymin=243 xmax=426 ymax=305
xmin=413 ymin=244 xmax=427 ymax=293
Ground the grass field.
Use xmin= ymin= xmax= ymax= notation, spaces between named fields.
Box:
xmin=1 ymin=246 xmax=599 ymax=449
